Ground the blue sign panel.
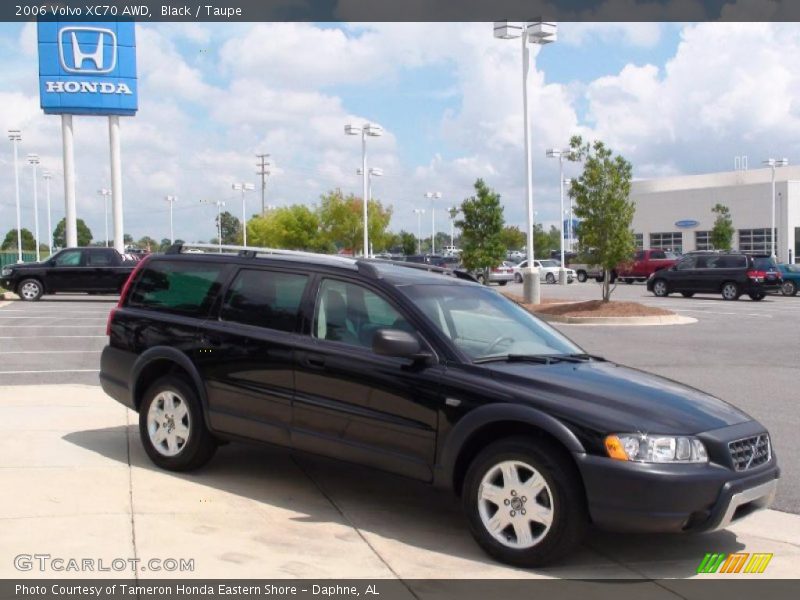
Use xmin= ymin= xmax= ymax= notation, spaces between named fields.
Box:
xmin=38 ymin=21 xmax=138 ymax=116
xmin=562 ymin=218 xmax=580 ymax=239
xmin=675 ymin=219 xmax=699 ymax=228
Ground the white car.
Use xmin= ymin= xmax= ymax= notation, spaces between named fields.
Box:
xmin=513 ymin=259 xmax=576 ymax=284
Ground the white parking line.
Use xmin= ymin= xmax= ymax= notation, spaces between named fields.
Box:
xmin=0 ymin=325 xmax=106 ymax=328
xmin=0 ymin=336 xmax=106 ymax=339
xmin=0 ymin=369 xmax=100 ymax=374
xmin=0 ymin=350 xmax=102 ymax=354
xmin=0 ymin=317 xmax=106 ymax=320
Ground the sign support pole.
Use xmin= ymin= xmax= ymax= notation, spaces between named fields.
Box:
xmin=109 ymin=116 xmax=124 ymax=254
xmin=62 ymin=115 xmax=78 ymax=248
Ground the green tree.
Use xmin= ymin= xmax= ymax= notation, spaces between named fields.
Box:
xmin=1 ymin=228 xmax=36 ymax=251
xmin=499 ymin=225 xmax=526 ymax=251
xmin=317 ymin=189 xmax=393 ymax=255
xmin=217 ymin=211 xmax=242 ymax=245
xmin=398 ymin=230 xmax=417 ymax=255
xmin=247 ymin=205 xmax=329 ymax=252
xmin=53 ymin=218 xmax=93 ymax=248
xmin=137 ymin=236 xmax=158 ymax=252
xmin=456 ymin=179 xmax=505 ymax=283
xmin=568 ymin=136 xmax=635 ymax=301
xmin=710 ymin=203 xmax=734 ymax=251
xmin=123 ymin=233 xmax=134 ymax=244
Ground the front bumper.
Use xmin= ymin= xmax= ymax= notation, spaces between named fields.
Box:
xmin=576 ymin=448 xmax=779 ymax=533
xmin=0 ymin=277 xmax=13 ymax=290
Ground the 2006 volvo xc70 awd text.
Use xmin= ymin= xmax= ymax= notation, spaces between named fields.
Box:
xmin=100 ymin=244 xmax=779 ymax=566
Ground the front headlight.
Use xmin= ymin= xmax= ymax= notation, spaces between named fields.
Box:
xmin=605 ymin=434 xmax=708 ymax=463
xmin=1 ymin=267 xmax=12 ymax=277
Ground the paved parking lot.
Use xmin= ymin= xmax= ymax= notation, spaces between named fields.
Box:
xmin=0 ymin=288 xmax=798 ymax=579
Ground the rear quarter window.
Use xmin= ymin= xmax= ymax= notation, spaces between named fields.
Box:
xmin=127 ymin=260 xmax=225 ymax=316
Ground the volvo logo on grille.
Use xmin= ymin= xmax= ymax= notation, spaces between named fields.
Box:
xmin=745 ymin=435 xmax=762 ymax=470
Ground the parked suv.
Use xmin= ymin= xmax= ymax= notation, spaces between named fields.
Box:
xmin=647 ymin=252 xmax=782 ymax=301
xmin=101 ymin=244 xmax=779 ymax=566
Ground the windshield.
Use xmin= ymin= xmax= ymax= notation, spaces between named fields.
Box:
xmin=401 ymin=284 xmax=582 ymax=361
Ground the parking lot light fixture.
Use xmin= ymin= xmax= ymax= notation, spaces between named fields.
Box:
xmin=232 ymin=183 xmax=256 ymax=247
xmin=43 ymin=171 xmax=53 ymax=254
xmin=425 ymin=192 xmax=442 ymax=254
xmin=547 ymin=148 xmax=571 ymax=283
xmin=97 ymin=188 xmax=111 ymax=248
xmin=494 ymin=20 xmax=557 ymax=303
xmin=27 ymin=153 xmax=41 ymax=262
xmin=164 ymin=195 xmax=177 ymax=244
xmin=357 ymin=166 xmax=383 ymax=258
xmin=762 ymin=158 xmax=789 ymax=260
xmin=200 ymin=199 xmax=226 ymax=252
xmin=346 ymin=123 xmax=383 ymax=257
xmin=413 ymin=208 xmax=426 ymax=254
xmin=8 ymin=130 xmax=23 ymax=263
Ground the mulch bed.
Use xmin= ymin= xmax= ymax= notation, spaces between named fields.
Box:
xmin=502 ymin=293 xmax=675 ymax=318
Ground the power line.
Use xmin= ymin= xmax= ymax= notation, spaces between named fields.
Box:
xmin=256 ymin=153 xmax=271 ymax=216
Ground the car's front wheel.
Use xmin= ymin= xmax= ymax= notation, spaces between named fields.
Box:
xmin=652 ymin=279 xmax=669 ymax=297
xmin=545 ymin=273 xmax=555 ymax=284
xmin=576 ymin=271 xmax=587 ymax=283
xmin=462 ymin=437 xmax=587 ymax=567
xmin=17 ymin=278 xmax=44 ymax=301
xmin=514 ymin=273 xmax=522 ymax=284
xmin=782 ymin=280 xmax=797 ymax=296
xmin=139 ymin=376 xmax=217 ymax=471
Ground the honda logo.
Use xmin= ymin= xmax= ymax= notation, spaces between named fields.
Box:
xmin=58 ymin=26 xmax=117 ymax=74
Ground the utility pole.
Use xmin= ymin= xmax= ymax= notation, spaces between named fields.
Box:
xmin=255 ymin=153 xmax=271 ymax=216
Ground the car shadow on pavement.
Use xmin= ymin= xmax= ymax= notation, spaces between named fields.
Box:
xmin=63 ymin=425 xmax=746 ymax=578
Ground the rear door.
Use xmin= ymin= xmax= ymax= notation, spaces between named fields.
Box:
xmin=84 ymin=249 xmax=118 ymax=290
xmin=292 ymin=276 xmax=441 ymax=481
xmin=196 ymin=267 xmax=309 ymax=447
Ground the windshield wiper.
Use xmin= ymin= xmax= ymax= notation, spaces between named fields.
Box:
xmin=474 ymin=353 xmax=605 ymax=365
xmin=566 ymin=353 xmax=606 ymax=362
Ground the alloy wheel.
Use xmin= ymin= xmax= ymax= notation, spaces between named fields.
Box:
xmin=146 ymin=390 xmax=191 ymax=457
xmin=477 ymin=460 xmax=554 ymax=550
xmin=653 ymin=280 xmax=667 ymax=296
xmin=782 ymin=281 xmax=796 ymax=296
xmin=19 ymin=281 xmax=41 ymax=300
xmin=722 ymin=283 xmax=738 ymax=300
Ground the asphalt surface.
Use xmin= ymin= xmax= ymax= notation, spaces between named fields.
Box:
xmin=0 ymin=284 xmax=797 ymax=515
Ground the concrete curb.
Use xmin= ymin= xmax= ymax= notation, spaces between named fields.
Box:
xmin=0 ymin=291 xmax=18 ymax=301
xmin=538 ymin=313 xmax=698 ymax=326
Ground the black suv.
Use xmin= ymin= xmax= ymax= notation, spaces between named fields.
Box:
xmin=100 ymin=245 xmax=779 ymax=566
xmin=647 ymin=252 xmax=782 ymax=300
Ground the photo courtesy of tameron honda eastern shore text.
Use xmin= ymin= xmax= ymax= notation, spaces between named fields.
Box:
xmin=99 ymin=244 xmax=779 ymax=567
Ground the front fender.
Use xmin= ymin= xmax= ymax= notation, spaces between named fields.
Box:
xmin=433 ymin=403 xmax=586 ymax=490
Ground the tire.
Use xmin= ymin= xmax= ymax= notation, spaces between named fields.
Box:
xmin=748 ymin=293 xmax=765 ymax=301
xmin=624 ymin=278 xmax=633 ymax=284
xmin=681 ymin=292 xmax=694 ymax=298
xmin=17 ymin=278 xmax=44 ymax=301
xmin=462 ymin=437 xmax=587 ymax=567
xmin=721 ymin=282 xmax=740 ymax=301
xmin=609 ymin=272 xmax=617 ymax=284
xmin=782 ymin=280 xmax=797 ymax=296
xmin=652 ymin=279 xmax=669 ymax=297
xmin=476 ymin=274 xmax=486 ymax=285
xmin=499 ymin=281 xmax=508 ymax=286
xmin=139 ymin=375 xmax=217 ymax=471
xmin=514 ymin=273 xmax=522 ymax=284
xmin=576 ymin=271 xmax=587 ymax=283
xmin=595 ymin=276 xmax=604 ymax=283
xmin=545 ymin=273 xmax=555 ymax=284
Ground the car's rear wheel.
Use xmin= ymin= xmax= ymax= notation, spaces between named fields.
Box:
xmin=782 ymin=280 xmax=797 ymax=296
xmin=576 ymin=271 xmax=587 ymax=283
xmin=652 ymin=279 xmax=669 ymax=297
xmin=17 ymin=279 xmax=44 ymax=301
xmin=514 ymin=273 xmax=522 ymax=284
xmin=721 ymin=282 xmax=740 ymax=301
xmin=748 ymin=292 xmax=766 ymax=301
xmin=681 ymin=292 xmax=694 ymax=298
xmin=545 ymin=273 xmax=555 ymax=284
xmin=462 ymin=437 xmax=587 ymax=567
xmin=139 ymin=375 xmax=217 ymax=471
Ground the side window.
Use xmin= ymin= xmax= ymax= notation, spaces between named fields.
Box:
xmin=221 ymin=269 xmax=308 ymax=332
xmin=54 ymin=250 xmax=82 ymax=266
xmin=313 ymin=279 xmax=412 ymax=349
xmin=87 ymin=251 xmax=112 ymax=266
xmin=127 ymin=260 xmax=224 ymax=316
xmin=634 ymin=251 xmax=645 ymax=261
xmin=676 ymin=256 xmax=696 ymax=270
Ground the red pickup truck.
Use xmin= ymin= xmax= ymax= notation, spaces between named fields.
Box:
xmin=615 ymin=249 xmax=679 ymax=283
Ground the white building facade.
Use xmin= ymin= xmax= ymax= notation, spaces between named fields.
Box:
xmin=630 ymin=166 xmax=800 ymax=263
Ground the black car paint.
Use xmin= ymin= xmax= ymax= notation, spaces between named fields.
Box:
xmin=100 ymin=253 xmax=779 ymax=534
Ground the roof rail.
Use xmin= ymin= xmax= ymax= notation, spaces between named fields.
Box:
xmin=166 ymin=242 xmax=358 ymax=265
xmin=360 ymin=259 xmax=479 ymax=282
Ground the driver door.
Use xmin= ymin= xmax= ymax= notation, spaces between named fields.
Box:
xmin=46 ymin=249 xmax=86 ymax=292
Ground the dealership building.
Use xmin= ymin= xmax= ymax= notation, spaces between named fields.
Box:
xmin=629 ymin=166 xmax=800 ymax=263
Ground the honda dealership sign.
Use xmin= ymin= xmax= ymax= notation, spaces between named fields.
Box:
xmin=37 ymin=21 xmax=138 ymax=115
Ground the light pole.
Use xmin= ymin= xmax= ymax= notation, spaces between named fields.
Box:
xmin=165 ymin=195 xmax=177 ymax=244
xmin=425 ymin=192 xmax=442 ymax=254
xmin=201 ymin=199 xmax=226 ymax=252
xmin=345 ymin=123 xmax=383 ymax=256
xmin=763 ymin=158 xmax=788 ymax=260
xmin=43 ymin=171 xmax=53 ymax=255
xmin=27 ymin=154 xmax=41 ymax=262
xmin=448 ymin=207 xmax=459 ymax=249
xmin=8 ymin=130 xmax=23 ymax=263
xmin=495 ymin=20 xmax=557 ymax=303
xmin=357 ymin=167 xmax=383 ymax=258
xmin=546 ymin=148 xmax=571 ymax=283
xmin=231 ymin=182 xmax=255 ymax=247
xmin=413 ymin=208 xmax=426 ymax=254
xmin=98 ymin=188 xmax=111 ymax=248
xmin=563 ymin=177 xmax=574 ymax=252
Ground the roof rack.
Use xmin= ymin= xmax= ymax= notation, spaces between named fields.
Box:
xmin=165 ymin=242 xmax=358 ymax=265
xmin=360 ymin=258 xmax=478 ymax=282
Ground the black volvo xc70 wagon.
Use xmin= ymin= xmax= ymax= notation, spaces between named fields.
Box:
xmin=100 ymin=244 xmax=779 ymax=566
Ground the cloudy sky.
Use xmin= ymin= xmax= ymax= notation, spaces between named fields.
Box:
xmin=1 ymin=20 xmax=799 ymax=245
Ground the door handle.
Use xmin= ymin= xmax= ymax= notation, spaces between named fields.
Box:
xmin=201 ymin=335 xmax=222 ymax=347
xmin=302 ymin=354 xmax=326 ymax=369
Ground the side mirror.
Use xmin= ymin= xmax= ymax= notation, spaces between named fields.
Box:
xmin=372 ymin=329 xmax=432 ymax=364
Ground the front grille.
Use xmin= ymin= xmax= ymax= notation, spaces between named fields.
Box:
xmin=729 ymin=434 xmax=771 ymax=471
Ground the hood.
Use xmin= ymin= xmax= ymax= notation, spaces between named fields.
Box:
xmin=483 ymin=360 xmax=751 ymax=435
